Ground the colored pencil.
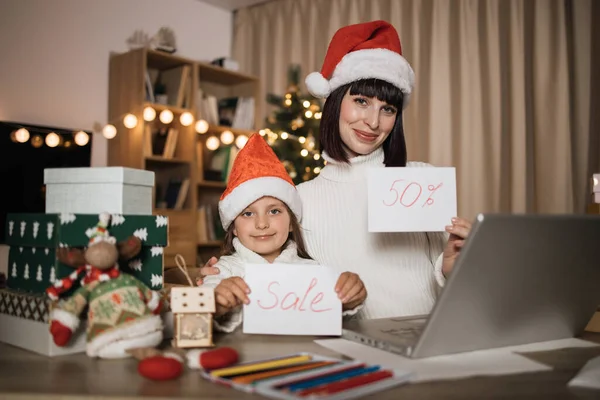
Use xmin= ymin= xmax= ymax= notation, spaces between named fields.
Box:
xmin=231 ymin=361 xmax=337 ymax=384
xmin=209 ymin=354 xmax=313 ymax=377
xmin=287 ymin=365 xmax=381 ymax=392
xmin=297 ymin=369 xmax=394 ymax=396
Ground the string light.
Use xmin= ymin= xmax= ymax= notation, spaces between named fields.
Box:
xmin=235 ymin=134 xmax=249 ymax=149
xmin=14 ymin=128 xmax=30 ymax=143
xmin=313 ymin=167 xmax=321 ymax=174
xmin=259 ymin=129 xmax=266 ymax=136
xmin=45 ymin=132 xmax=60 ymax=148
xmin=280 ymin=132 xmax=289 ymax=140
xmin=195 ymin=119 xmax=209 ymax=134
xmin=102 ymin=124 xmax=117 ymax=139
xmin=31 ymin=135 xmax=43 ymax=148
xmin=313 ymin=153 xmax=320 ymax=160
xmin=206 ymin=135 xmax=220 ymax=151
xmin=298 ymin=136 xmax=306 ymax=144
xmin=180 ymin=111 xmax=194 ymax=127
xmin=305 ymin=110 xmax=313 ymax=118
xmin=159 ymin=109 xmax=174 ymax=124
xmin=143 ymin=106 xmax=156 ymax=121
xmin=300 ymin=149 xmax=309 ymax=157
xmin=303 ymin=101 xmax=311 ymax=108
xmin=123 ymin=114 xmax=138 ymax=129
xmin=74 ymin=131 xmax=89 ymax=146
xmin=314 ymin=112 xmax=322 ymax=120
xmin=220 ymin=130 xmax=234 ymax=145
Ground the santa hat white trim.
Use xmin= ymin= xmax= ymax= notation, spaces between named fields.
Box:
xmin=86 ymin=314 xmax=163 ymax=357
xmin=306 ymin=48 xmax=415 ymax=107
xmin=218 ymin=176 xmax=302 ymax=230
xmin=50 ymin=308 xmax=80 ymax=331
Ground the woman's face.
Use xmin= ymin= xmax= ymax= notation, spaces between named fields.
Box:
xmin=338 ymin=90 xmax=398 ymax=157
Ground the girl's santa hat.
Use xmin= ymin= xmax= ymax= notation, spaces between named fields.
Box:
xmin=218 ymin=133 xmax=301 ymax=229
xmin=305 ymin=20 xmax=415 ymax=108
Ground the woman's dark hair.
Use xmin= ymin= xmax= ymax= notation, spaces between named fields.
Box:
xmin=221 ymin=203 xmax=313 ymax=260
xmin=319 ymin=78 xmax=407 ymax=167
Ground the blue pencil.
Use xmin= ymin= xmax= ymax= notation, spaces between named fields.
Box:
xmin=286 ymin=365 xmax=381 ymax=392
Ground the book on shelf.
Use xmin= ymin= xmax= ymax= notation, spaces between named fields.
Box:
xmin=195 ymin=89 xmax=219 ymax=125
xmin=206 ymin=145 xmax=239 ymax=183
xmin=197 ymin=203 xmax=225 ymax=243
xmin=159 ymin=178 xmax=190 ymax=210
xmin=217 ymin=97 xmax=255 ymax=130
xmin=158 ymin=64 xmax=191 ymax=108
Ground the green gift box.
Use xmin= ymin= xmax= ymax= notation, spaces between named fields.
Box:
xmin=5 ymin=213 xmax=168 ymax=294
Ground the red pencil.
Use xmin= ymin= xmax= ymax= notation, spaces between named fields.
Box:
xmin=297 ymin=370 xmax=394 ymax=396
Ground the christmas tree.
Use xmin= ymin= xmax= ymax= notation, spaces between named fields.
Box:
xmin=263 ymin=65 xmax=325 ymax=184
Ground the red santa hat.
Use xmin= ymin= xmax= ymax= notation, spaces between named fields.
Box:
xmin=218 ymin=133 xmax=301 ymax=229
xmin=305 ymin=20 xmax=414 ymax=108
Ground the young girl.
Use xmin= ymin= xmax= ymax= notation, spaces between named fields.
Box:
xmin=201 ymin=133 xmax=366 ymax=332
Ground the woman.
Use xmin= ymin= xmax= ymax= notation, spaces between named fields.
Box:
xmin=201 ymin=20 xmax=471 ymax=320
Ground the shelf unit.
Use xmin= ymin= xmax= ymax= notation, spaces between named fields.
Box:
xmin=107 ymin=48 xmax=260 ymax=270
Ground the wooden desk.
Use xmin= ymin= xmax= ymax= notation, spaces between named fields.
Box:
xmin=1 ymin=332 xmax=600 ymax=399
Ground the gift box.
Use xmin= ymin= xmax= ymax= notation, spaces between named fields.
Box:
xmin=0 ymin=288 xmax=175 ymax=356
xmin=5 ymin=213 xmax=168 ymax=294
xmin=44 ymin=167 xmax=154 ymax=215
xmin=0 ymin=289 xmax=87 ymax=356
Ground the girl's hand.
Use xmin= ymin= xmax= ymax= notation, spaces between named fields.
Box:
xmin=335 ymin=272 xmax=367 ymax=311
xmin=214 ymin=277 xmax=250 ymax=317
xmin=196 ymin=257 xmax=220 ymax=285
xmin=442 ymin=217 xmax=472 ymax=277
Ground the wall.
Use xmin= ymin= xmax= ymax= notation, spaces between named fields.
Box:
xmin=0 ymin=0 xmax=232 ymax=166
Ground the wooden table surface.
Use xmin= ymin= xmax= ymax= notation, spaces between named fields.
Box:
xmin=1 ymin=331 xmax=600 ymax=399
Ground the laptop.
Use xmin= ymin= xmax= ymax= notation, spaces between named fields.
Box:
xmin=342 ymin=214 xmax=600 ymax=358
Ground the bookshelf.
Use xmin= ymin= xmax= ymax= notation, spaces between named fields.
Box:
xmin=107 ymin=48 xmax=260 ymax=270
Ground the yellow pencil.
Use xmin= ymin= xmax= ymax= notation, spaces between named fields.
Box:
xmin=210 ymin=354 xmax=313 ymax=377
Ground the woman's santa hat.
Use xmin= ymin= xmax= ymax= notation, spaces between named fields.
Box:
xmin=218 ymin=133 xmax=301 ymax=229
xmin=305 ymin=20 xmax=415 ymax=107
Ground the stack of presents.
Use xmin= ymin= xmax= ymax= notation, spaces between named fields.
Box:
xmin=0 ymin=167 xmax=170 ymax=356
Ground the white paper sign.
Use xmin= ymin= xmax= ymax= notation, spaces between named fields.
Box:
xmin=243 ymin=264 xmax=342 ymax=336
xmin=368 ymin=167 xmax=457 ymax=232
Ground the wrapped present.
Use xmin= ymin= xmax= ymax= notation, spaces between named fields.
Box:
xmin=5 ymin=213 xmax=168 ymax=294
xmin=44 ymin=167 xmax=154 ymax=215
xmin=0 ymin=288 xmax=87 ymax=356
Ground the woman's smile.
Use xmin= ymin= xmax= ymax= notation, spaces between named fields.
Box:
xmin=353 ymin=129 xmax=379 ymax=143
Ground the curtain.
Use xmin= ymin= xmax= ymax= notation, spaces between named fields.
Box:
xmin=232 ymin=0 xmax=599 ymax=218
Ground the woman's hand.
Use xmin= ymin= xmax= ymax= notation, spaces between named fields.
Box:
xmin=442 ymin=217 xmax=472 ymax=277
xmin=196 ymin=257 xmax=220 ymax=285
xmin=335 ymin=272 xmax=367 ymax=311
xmin=214 ymin=277 xmax=250 ymax=317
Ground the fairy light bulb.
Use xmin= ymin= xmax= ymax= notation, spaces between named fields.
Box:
xmin=31 ymin=135 xmax=43 ymax=148
xmin=206 ymin=135 xmax=220 ymax=151
xmin=313 ymin=167 xmax=321 ymax=174
xmin=298 ymin=136 xmax=306 ymax=144
xmin=15 ymin=128 xmax=30 ymax=143
xmin=300 ymin=149 xmax=309 ymax=157
xmin=195 ymin=119 xmax=209 ymax=134
xmin=45 ymin=132 xmax=60 ymax=147
xmin=314 ymin=112 xmax=322 ymax=120
xmin=280 ymin=132 xmax=289 ymax=140
xmin=102 ymin=124 xmax=117 ymax=139
xmin=159 ymin=109 xmax=174 ymax=124
xmin=313 ymin=153 xmax=321 ymax=160
xmin=143 ymin=106 xmax=156 ymax=122
xmin=123 ymin=114 xmax=138 ymax=129
xmin=74 ymin=131 xmax=89 ymax=146
xmin=220 ymin=130 xmax=234 ymax=145
xmin=180 ymin=112 xmax=194 ymax=127
xmin=303 ymin=100 xmax=310 ymax=108
xmin=235 ymin=134 xmax=248 ymax=149
xmin=284 ymin=99 xmax=292 ymax=107
xmin=259 ymin=129 xmax=266 ymax=136
xmin=305 ymin=110 xmax=313 ymax=118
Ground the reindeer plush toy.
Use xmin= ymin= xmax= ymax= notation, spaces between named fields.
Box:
xmin=46 ymin=213 xmax=164 ymax=359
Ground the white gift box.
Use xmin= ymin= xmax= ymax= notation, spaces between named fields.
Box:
xmin=44 ymin=167 xmax=154 ymax=215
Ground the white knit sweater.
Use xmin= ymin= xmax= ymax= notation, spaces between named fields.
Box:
xmin=297 ymin=148 xmax=448 ymax=320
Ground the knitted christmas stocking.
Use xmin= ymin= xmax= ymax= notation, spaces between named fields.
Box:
xmin=135 ymin=347 xmax=239 ymax=381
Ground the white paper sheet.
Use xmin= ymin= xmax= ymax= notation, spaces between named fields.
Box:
xmin=243 ymin=264 xmax=342 ymax=335
xmin=367 ymin=167 xmax=457 ymax=232
xmin=315 ymin=338 xmax=598 ymax=383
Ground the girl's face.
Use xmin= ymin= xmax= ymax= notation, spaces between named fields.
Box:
xmin=338 ymin=90 xmax=398 ymax=157
xmin=233 ymin=196 xmax=292 ymax=263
